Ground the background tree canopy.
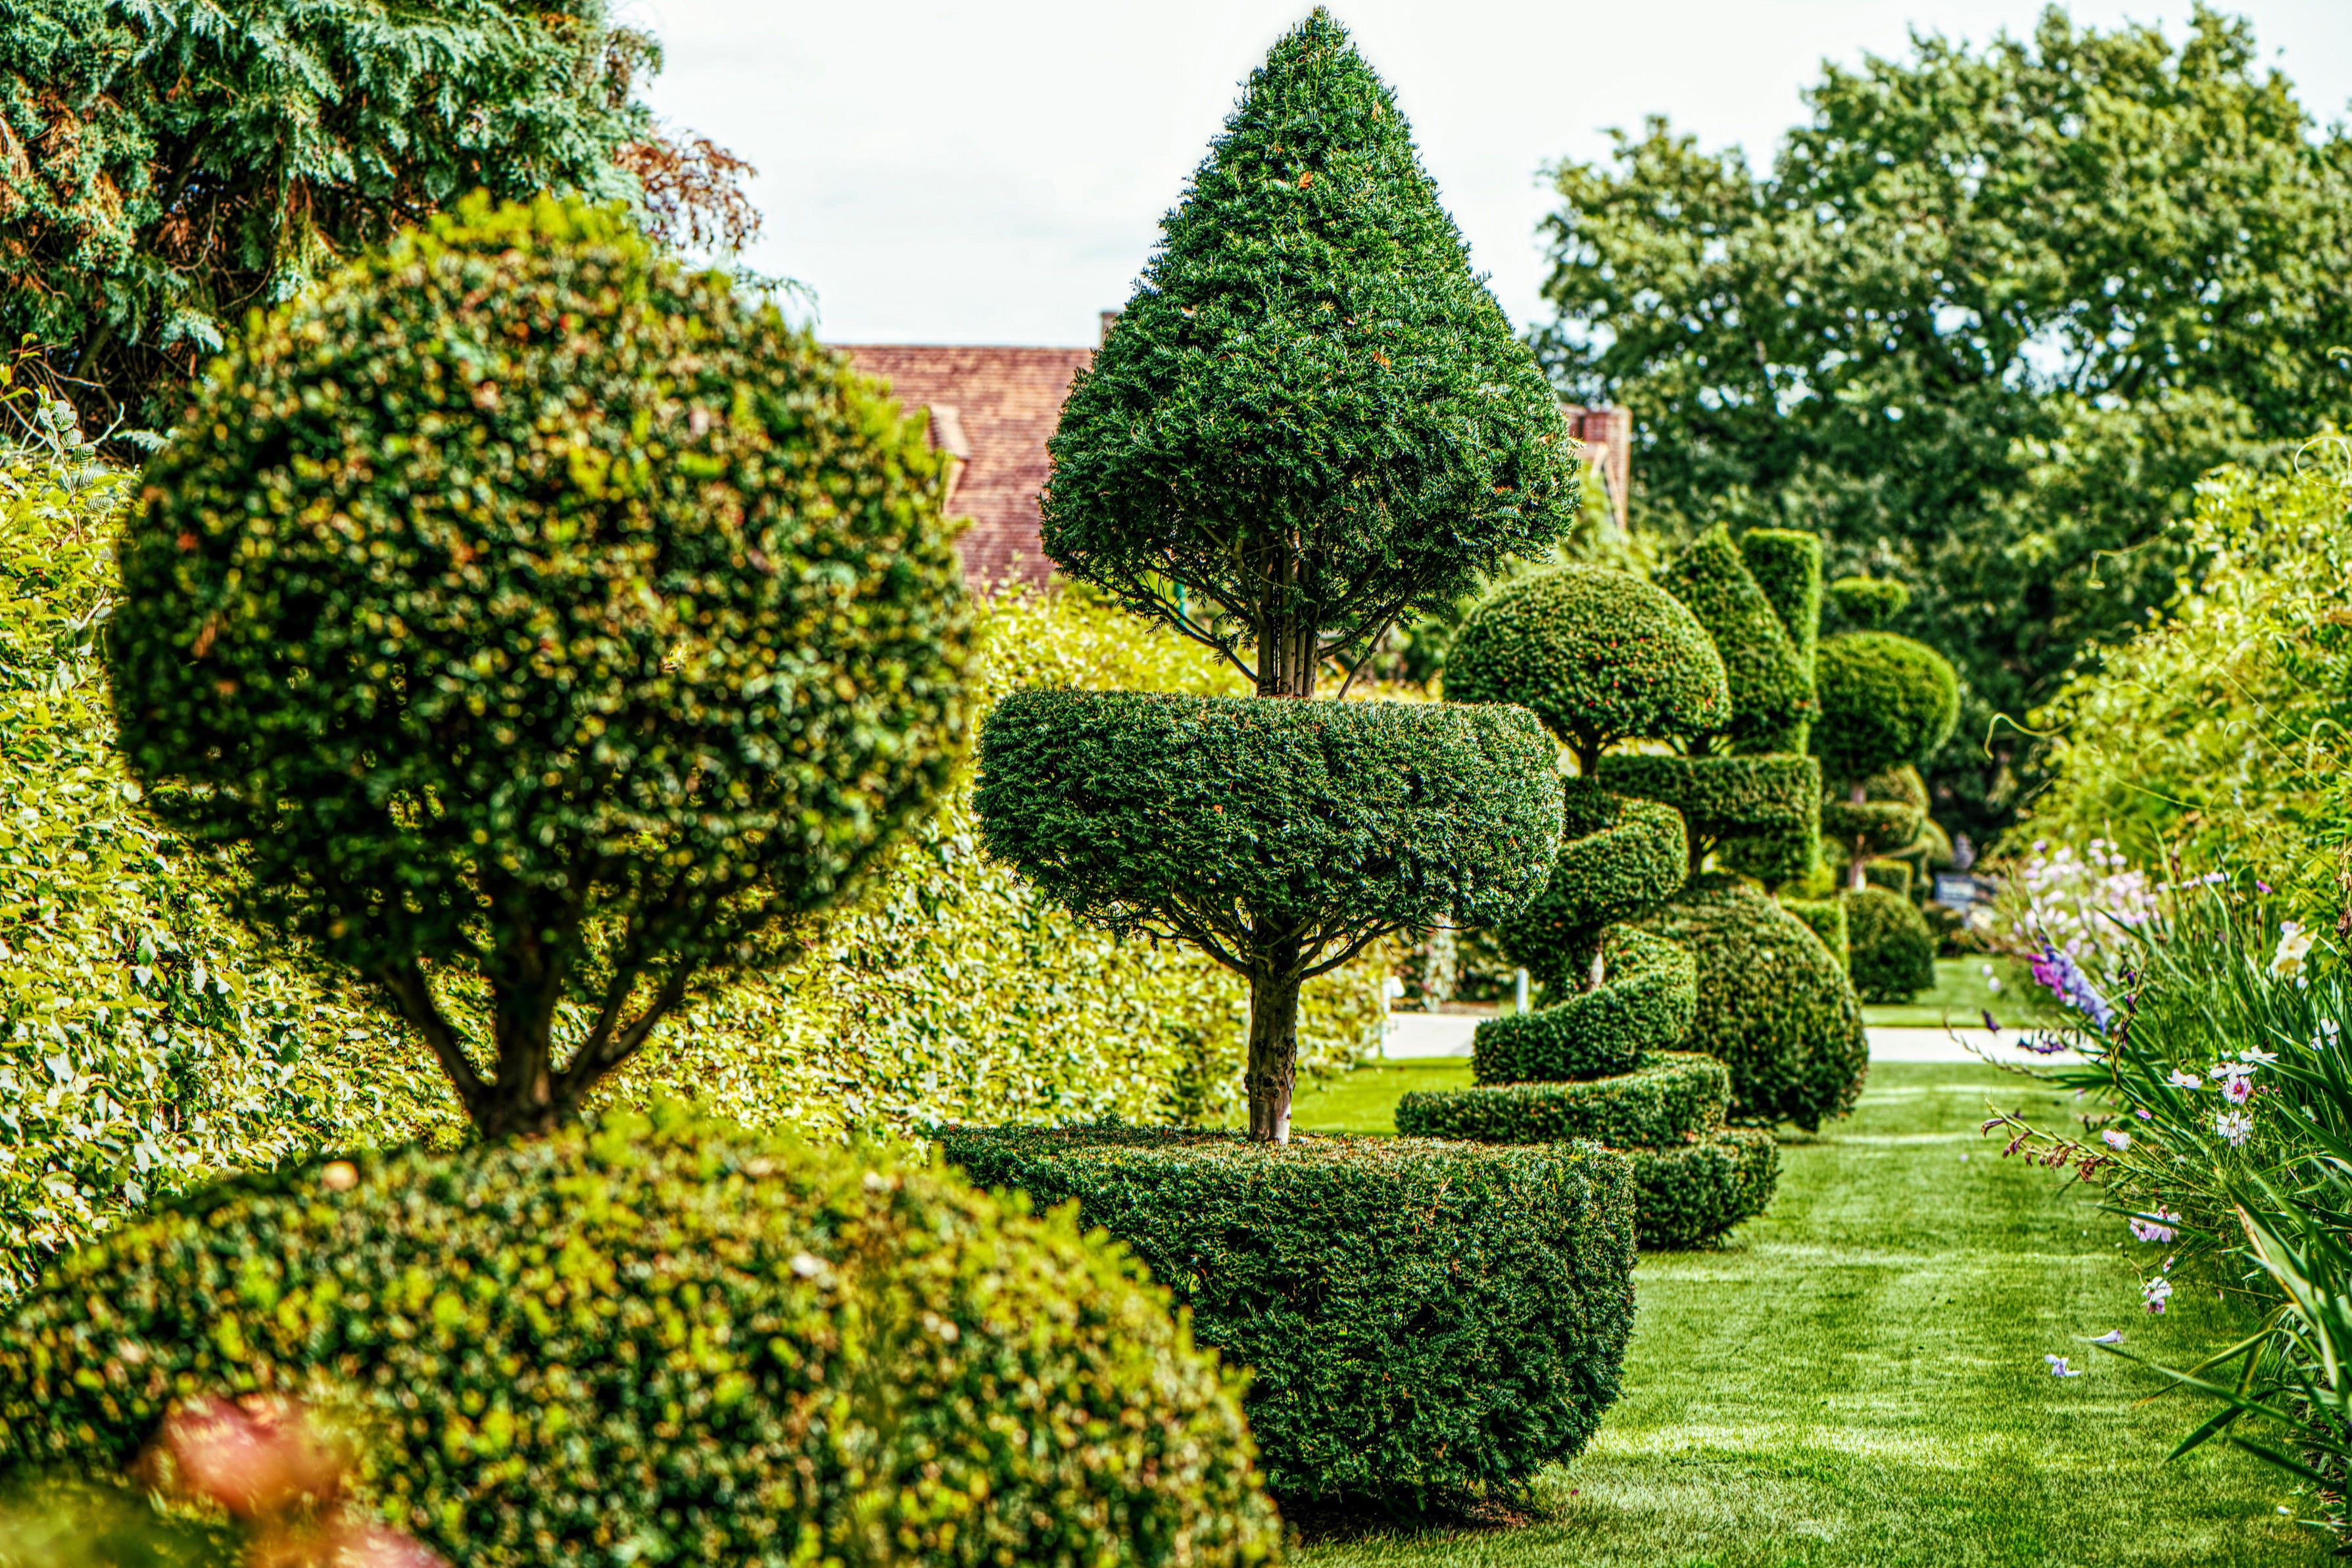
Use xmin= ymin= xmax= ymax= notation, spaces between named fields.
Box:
xmin=1535 ymin=3 xmax=2352 ymax=842
xmin=0 ymin=0 xmax=754 ymax=436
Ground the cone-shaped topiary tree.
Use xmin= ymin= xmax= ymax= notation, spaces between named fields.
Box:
xmin=1402 ymin=566 xmax=1778 ymax=1247
xmin=110 ymin=196 xmax=974 ymax=1139
xmin=984 ymin=11 xmax=1580 ymax=1142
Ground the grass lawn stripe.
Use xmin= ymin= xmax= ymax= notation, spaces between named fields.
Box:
xmin=1287 ymin=1061 xmax=2325 ymax=1568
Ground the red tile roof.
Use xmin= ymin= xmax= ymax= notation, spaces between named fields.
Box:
xmin=835 ymin=344 xmax=1093 ymax=592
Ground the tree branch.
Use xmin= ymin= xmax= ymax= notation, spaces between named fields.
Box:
xmin=367 ymin=957 xmax=488 ymax=1108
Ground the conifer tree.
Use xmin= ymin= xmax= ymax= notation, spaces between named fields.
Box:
xmin=982 ymin=11 xmax=1577 ymax=1141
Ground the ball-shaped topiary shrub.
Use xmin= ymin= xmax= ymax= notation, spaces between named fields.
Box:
xmin=976 ymin=690 xmax=1561 ymax=1140
xmin=0 ymin=1108 xmax=1278 ymax=1568
xmin=1780 ymin=896 xmax=1850 ymax=970
xmin=110 ymin=194 xmax=971 ymax=1139
xmin=1845 ymin=885 xmax=1938 ymax=1003
xmin=1444 ymin=565 xmax=1729 ymax=773
xmin=1640 ymin=874 xmax=1868 ymax=1131
xmin=1810 ymin=632 xmax=1959 ymax=788
xmin=934 ymin=1127 xmax=1636 ymax=1513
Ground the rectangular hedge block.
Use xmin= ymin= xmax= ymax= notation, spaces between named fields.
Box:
xmin=933 ymin=1126 xmax=1636 ymax=1511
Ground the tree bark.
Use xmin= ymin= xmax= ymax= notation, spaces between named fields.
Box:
xmin=475 ymin=1007 xmax=567 ymax=1139
xmin=1245 ymin=937 xmax=1305 ymax=1145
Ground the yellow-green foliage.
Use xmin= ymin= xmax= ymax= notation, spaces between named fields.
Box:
xmin=0 ymin=408 xmax=432 ymax=1297
xmin=1 ymin=423 xmax=1387 ymax=1289
xmin=0 ymin=1106 xmax=1280 ymax=1568
xmin=2024 ymin=440 xmax=2352 ymax=906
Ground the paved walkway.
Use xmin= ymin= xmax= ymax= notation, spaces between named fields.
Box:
xmin=1380 ymin=1011 xmax=2084 ymax=1065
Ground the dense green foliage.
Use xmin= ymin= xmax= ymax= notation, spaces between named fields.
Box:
xmin=1040 ymin=10 xmax=1577 ymax=696
xmin=110 ymin=196 xmax=971 ymax=1137
xmin=2021 ymin=443 xmax=2352 ymax=909
xmin=1825 ymin=575 xmax=1911 ymax=632
xmin=1811 ymin=633 xmax=1959 ymax=787
xmin=1399 ymin=1051 xmax=1725 ymax=1146
xmin=1537 ymin=7 xmax=2352 ymax=842
xmin=1781 ymin=896 xmax=1849 ymax=970
xmin=1642 ymin=876 xmax=1867 ymax=1130
xmin=1443 ymin=565 xmax=1727 ymax=772
xmin=1471 ymin=928 xmax=1694 ymax=1083
xmin=1740 ymin=529 xmax=1824 ymax=685
xmin=1493 ymin=786 xmax=1686 ymax=988
xmin=935 ymin=1125 xmax=1637 ymax=1510
xmin=0 ymin=0 xmax=656 ymax=432
xmin=1659 ymin=526 xmax=1812 ymax=753
xmin=0 ymin=1106 xmax=1280 ymax=1567
xmin=976 ymin=690 xmax=1559 ymax=970
xmin=1597 ymin=753 xmax=1820 ymax=876
xmin=0 ymin=402 xmax=432 ymax=1296
xmin=1622 ymin=1129 xmax=1782 ymax=1250
xmin=1 ymin=519 xmax=1392 ymax=1291
xmin=1843 ymin=886 xmax=1936 ymax=1003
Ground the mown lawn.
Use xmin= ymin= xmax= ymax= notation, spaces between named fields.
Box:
xmin=1861 ymin=954 xmax=2036 ymax=1028
xmin=1286 ymin=1060 xmax=2326 ymax=1568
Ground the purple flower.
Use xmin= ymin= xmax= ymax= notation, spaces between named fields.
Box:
xmin=2224 ymin=1075 xmax=2255 ymax=1105
xmin=2130 ymin=1208 xmax=2180 ymax=1243
xmin=2144 ymin=1277 xmax=2174 ymax=1314
xmin=2045 ymin=1354 xmax=2083 ymax=1377
xmin=2101 ymin=1129 xmax=2132 ymax=1151
xmin=2030 ymin=945 xmax=2115 ymax=1032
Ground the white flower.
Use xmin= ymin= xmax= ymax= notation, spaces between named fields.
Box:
xmin=2236 ymin=1046 xmax=2280 ymax=1066
xmin=2130 ymin=1209 xmax=2180 ymax=1243
xmin=2224 ymin=1075 xmax=2255 ymax=1105
xmin=2101 ymin=1129 xmax=2132 ymax=1151
xmin=2270 ymin=921 xmax=2315 ymax=980
xmin=2090 ymin=1329 xmax=2124 ymax=1345
xmin=2165 ymin=1068 xmax=2203 ymax=1089
xmin=2209 ymin=1060 xmax=2257 ymax=1083
xmin=2144 ymin=1277 xmax=2174 ymax=1314
xmin=2215 ymin=1110 xmax=2255 ymax=1147
xmin=2045 ymin=1354 xmax=2083 ymax=1377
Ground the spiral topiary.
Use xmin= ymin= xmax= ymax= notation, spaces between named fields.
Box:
xmin=1846 ymin=884 xmax=1938 ymax=1004
xmin=0 ymin=1108 xmax=1279 ymax=1568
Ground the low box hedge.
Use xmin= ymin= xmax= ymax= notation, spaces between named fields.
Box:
xmin=933 ymin=1126 xmax=1637 ymax=1512
xmin=1470 ymin=926 xmax=1695 ymax=1082
xmin=1396 ymin=1053 xmax=1727 ymax=1146
xmin=1625 ymin=1128 xmax=1781 ymax=1249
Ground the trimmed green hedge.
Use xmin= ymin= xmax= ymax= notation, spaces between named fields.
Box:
xmin=1397 ymin=1052 xmax=1727 ymax=1145
xmin=1825 ymin=575 xmax=1910 ymax=630
xmin=1861 ymin=859 xmax=1916 ymax=897
xmin=1660 ymin=525 xmax=1813 ymax=754
xmin=0 ymin=1108 xmax=1278 ymax=1567
xmin=1640 ymin=874 xmax=1868 ymax=1131
xmin=933 ymin=1126 xmax=1637 ymax=1511
xmin=1740 ymin=530 xmax=1823 ymax=677
xmin=976 ymin=690 xmax=1560 ymax=940
xmin=1472 ymin=926 xmax=1696 ymax=1081
xmin=1819 ymin=797 xmax=1925 ymax=856
xmin=1496 ymin=784 xmax=1687 ymax=986
xmin=1443 ymin=565 xmax=1727 ymax=767
xmin=1781 ymin=897 xmax=1850 ymax=970
xmin=1625 ymin=1129 xmax=1781 ymax=1249
xmin=1812 ymin=632 xmax=1959 ymax=784
xmin=1598 ymin=753 xmax=1819 ymax=845
xmin=1846 ymin=885 xmax=1937 ymax=1003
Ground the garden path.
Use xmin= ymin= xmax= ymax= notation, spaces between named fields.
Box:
xmin=1286 ymin=1062 xmax=2324 ymax=1568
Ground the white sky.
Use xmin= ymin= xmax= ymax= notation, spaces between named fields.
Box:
xmin=623 ymin=1 xmax=2352 ymax=346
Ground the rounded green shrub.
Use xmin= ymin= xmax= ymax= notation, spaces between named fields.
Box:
xmin=1472 ymin=927 xmax=1696 ymax=1082
xmin=1444 ymin=566 xmax=1729 ymax=770
xmin=1495 ymin=784 xmax=1687 ymax=986
xmin=1846 ymin=885 xmax=1938 ymax=1003
xmin=1659 ymin=525 xmax=1813 ymax=754
xmin=109 ymin=193 xmax=971 ymax=1136
xmin=1819 ymin=798 xmax=1925 ymax=856
xmin=1624 ymin=1129 xmax=1781 ymax=1249
xmin=976 ymin=690 xmax=1560 ymax=941
xmin=1825 ymin=575 xmax=1911 ymax=630
xmin=1399 ymin=1052 xmax=1727 ymax=1145
xmin=1811 ymin=632 xmax=1959 ymax=784
xmin=934 ymin=1127 xmax=1637 ymax=1512
xmin=1779 ymin=896 xmax=1850 ymax=970
xmin=0 ymin=1108 xmax=1278 ymax=1568
xmin=1640 ymin=874 xmax=1867 ymax=1131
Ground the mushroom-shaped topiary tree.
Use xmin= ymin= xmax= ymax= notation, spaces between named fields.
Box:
xmin=109 ymin=195 xmax=974 ymax=1140
xmin=1400 ymin=565 xmax=1778 ymax=1247
xmin=984 ymin=11 xmax=1579 ymax=1143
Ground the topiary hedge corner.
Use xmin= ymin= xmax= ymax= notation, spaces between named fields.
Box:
xmin=1624 ymin=1129 xmax=1781 ymax=1250
xmin=0 ymin=1108 xmax=1280 ymax=1568
xmin=934 ymin=1126 xmax=1637 ymax=1512
xmin=1472 ymin=926 xmax=1696 ymax=1083
xmin=1399 ymin=1051 xmax=1727 ymax=1146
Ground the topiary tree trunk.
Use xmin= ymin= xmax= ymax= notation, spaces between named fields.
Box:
xmin=990 ymin=12 xmax=1585 ymax=1140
